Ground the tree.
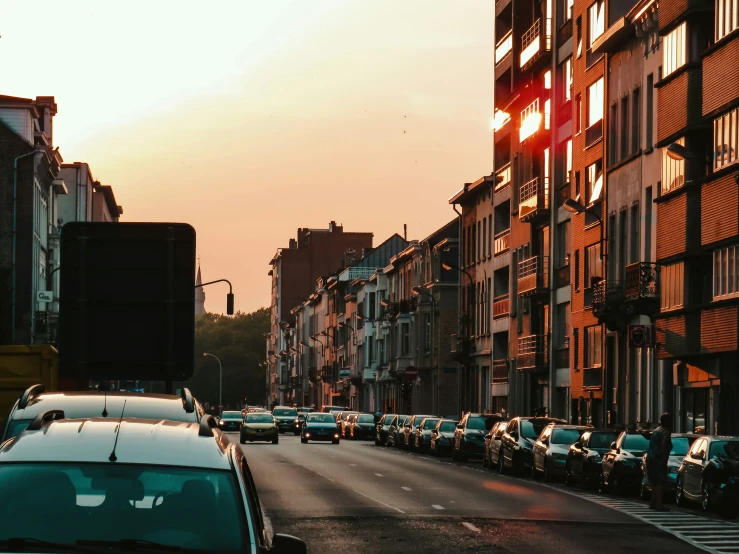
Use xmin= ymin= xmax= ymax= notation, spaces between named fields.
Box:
xmin=177 ymin=307 xmax=269 ymax=410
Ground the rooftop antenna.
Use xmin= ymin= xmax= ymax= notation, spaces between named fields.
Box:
xmin=403 ymin=224 xmax=407 ymax=241
xmin=108 ymin=399 xmax=127 ymax=462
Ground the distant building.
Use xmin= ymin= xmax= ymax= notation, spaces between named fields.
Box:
xmin=195 ymin=263 xmax=206 ymax=316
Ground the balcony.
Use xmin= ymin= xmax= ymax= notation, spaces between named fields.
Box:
xmin=519 ymin=177 xmax=549 ymax=223
xmin=495 ymin=163 xmax=511 ymax=192
xmin=493 ymin=359 xmax=509 ymax=382
xmin=495 ymin=31 xmax=513 ymax=66
xmin=624 ymin=262 xmax=660 ymax=305
xmin=592 ymin=280 xmax=627 ymax=332
xmin=585 ymin=119 xmax=603 ymax=147
xmin=520 ymin=18 xmax=552 ymax=70
xmin=493 ymin=294 xmax=510 ymax=318
xmin=494 ymin=230 xmax=510 ymax=256
xmin=557 ymin=18 xmax=573 ymax=45
xmin=554 ymin=264 xmax=570 ymax=289
xmin=518 ymin=255 xmax=549 ymax=296
xmin=592 ymin=263 xmax=661 ymax=330
xmin=583 ymin=366 xmax=603 ymax=390
xmin=517 ymin=334 xmax=549 ymax=370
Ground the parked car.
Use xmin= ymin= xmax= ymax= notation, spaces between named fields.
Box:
xmin=413 ymin=417 xmax=441 ymax=453
xmin=241 ymin=412 xmax=279 ymax=444
xmin=322 ymin=405 xmax=346 ymax=414
xmin=676 ymin=435 xmax=739 ymax=512
xmin=402 ymin=415 xmax=435 ymax=450
xmin=0 ymin=414 xmax=306 ymax=553
xmin=499 ymin=417 xmax=566 ymax=474
xmin=387 ymin=415 xmax=409 ymax=447
xmin=350 ymin=414 xmax=376 ymax=440
xmin=452 ymin=413 xmax=507 ymax=461
xmin=272 ymin=407 xmax=300 ymax=435
xmin=301 ymin=413 xmax=341 ymax=444
xmin=482 ymin=421 xmax=508 ymax=469
xmin=565 ymin=429 xmax=620 ymax=488
xmin=640 ymin=433 xmax=698 ymax=499
xmin=340 ymin=412 xmax=359 ymax=438
xmin=429 ymin=419 xmax=458 ymax=456
xmin=531 ymin=424 xmax=589 ymax=481
xmin=600 ymin=430 xmax=652 ymax=494
xmin=375 ymin=414 xmax=397 ymax=445
xmin=297 ymin=406 xmax=314 ymax=415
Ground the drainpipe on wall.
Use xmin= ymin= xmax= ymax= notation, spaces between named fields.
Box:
xmin=452 ymin=202 xmax=462 ymax=417
xmin=11 ymin=150 xmax=38 ymax=345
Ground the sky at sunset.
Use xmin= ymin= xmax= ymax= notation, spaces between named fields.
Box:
xmin=2 ymin=1 xmax=495 ymax=314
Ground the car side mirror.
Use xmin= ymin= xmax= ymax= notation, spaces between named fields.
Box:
xmin=574 ymin=441 xmax=582 ymax=449
xmin=610 ymin=442 xmax=617 ymax=450
xmin=510 ymin=432 xmax=518 ymax=440
xmin=270 ymin=533 xmax=307 ymax=554
xmin=485 ymin=434 xmax=492 ymax=440
xmin=456 ymin=424 xmax=463 ymax=430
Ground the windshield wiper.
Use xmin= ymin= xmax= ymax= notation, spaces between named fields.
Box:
xmin=79 ymin=539 xmax=193 ymax=553
xmin=0 ymin=538 xmax=92 ymax=553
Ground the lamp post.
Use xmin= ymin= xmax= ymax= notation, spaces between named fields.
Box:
xmin=203 ymin=352 xmax=222 ymax=413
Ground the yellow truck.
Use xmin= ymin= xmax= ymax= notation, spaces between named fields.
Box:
xmin=0 ymin=345 xmax=58 ymax=432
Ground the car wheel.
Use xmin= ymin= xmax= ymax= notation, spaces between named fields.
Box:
xmin=332 ymin=438 xmax=340 ymax=445
xmin=294 ymin=431 xmax=300 ymax=436
xmin=482 ymin=451 xmax=488 ymax=468
xmin=701 ymin=480 xmax=711 ymax=512
xmin=675 ymin=477 xmax=685 ymax=506
xmin=451 ymin=445 xmax=457 ymax=461
xmin=565 ymin=464 xmax=574 ymax=486
xmin=499 ymin=453 xmax=506 ymax=474
xmin=301 ymin=437 xmax=307 ymax=444
xmin=640 ymin=480 xmax=650 ymax=500
xmin=272 ymin=437 xmax=279 ymax=444
xmin=599 ymin=473 xmax=609 ymax=494
xmin=375 ymin=437 xmax=381 ymax=446
xmin=531 ymin=464 xmax=540 ymax=480
xmin=240 ymin=436 xmax=246 ymax=445
xmin=543 ymin=460 xmax=551 ymax=482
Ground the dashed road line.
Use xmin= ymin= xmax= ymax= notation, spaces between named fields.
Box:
xmin=432 ymin=504 xmax=445 ymax=510
xmin=401 ymin=486 xmax=412 ymax=491
xmin=375 ymin=473 xmax=384 ymax=477
xmin=351 ymin=488 xmax=405 ymax=514
xmin=461 ymin=521 xmax=481 ymax=533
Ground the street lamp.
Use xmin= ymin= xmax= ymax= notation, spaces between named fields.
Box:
xmin=338 ymin=321 xmax=357 ymax=345
xmin=665 ymin=142 xmax=695 ymax=161
xmin=203 ymin=352 xmax=222 ymax=413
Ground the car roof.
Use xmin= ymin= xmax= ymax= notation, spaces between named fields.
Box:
xmin=0 ymin=418 xmax=232 ymax=470
xmin=10 ymin=391 xmax=198 ymax=422
xmin=548 ymin=424 xmax=589 ymax=430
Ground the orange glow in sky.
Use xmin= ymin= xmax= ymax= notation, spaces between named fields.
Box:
xmin=2 ymin=1 xmax=494 ymax=313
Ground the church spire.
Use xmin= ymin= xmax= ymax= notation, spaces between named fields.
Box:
xmin=195 ymin=258 xmax=206 ymax=316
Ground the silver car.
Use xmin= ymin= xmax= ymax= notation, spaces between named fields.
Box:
xmin=532 ymin=424 xmax=589 ymax=481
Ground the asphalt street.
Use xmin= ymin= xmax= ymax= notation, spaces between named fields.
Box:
xmin=227 ymin=432 xmax=733 ymax=554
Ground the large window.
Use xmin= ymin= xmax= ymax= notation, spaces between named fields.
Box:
xmin=713 ymin=245 xmax=739 ymax=299
xmin=661 ymin=137 xmax=686 ymax=193
xmin=588 ymin=1 xmax=605 ymax=47
xmin=585 ymin=243 xmax=602 ymax=289
xmin=587 ymin=78 xmax=604 ymax=127
xmin=663 ymin=22 xmax=687 ymax=78
xmin=584 ymin=325 xmax=602 ymax=368
xmin=661 ymin=262 xmax=684 ymax=311
xmin=716 ymin=0 xmax=739 ymax=41
xmin=713 ymin=107 xmax=739 ymax=171
xmin=564 ymin=57 xmax=573 ymax=101
xmin=586 ymin=159 xmax=603 ymax=205
xmin=401 ymin=323 xmax=410 ymax=355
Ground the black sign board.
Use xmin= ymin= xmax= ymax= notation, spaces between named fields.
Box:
xmin=628 ymin=324 xmax=655 ymax=348
xmin=59 ymin=223 xmax=196 ymax=383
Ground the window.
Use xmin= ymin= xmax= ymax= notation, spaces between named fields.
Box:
xmin=620 ymin=95 xmax=629 ymax=160
xmin=661 ymin=137 xmax=686 ymax=193
xmin=646 ymin=74 xmax=654 ymax=149
xmin=584 ymin=325 xmax=602 ymax=368
xmin=585 ymin=242 xmax=602 ymax=289
xmin=713 ymin=107 xmax=739 ymax=171
xmin=482 ymin=218 xmax=487 ymax=260
xmin=588 ymin=1 xmax=605 ymax=47
xmin=713 ymin=245 xmax=739 ymax=299
xmin=573 ymin=328 xmax=579 ymax=370
xmin=717 ymin=0 xmax=739 ymax=41
xmin=587 ymin=78 xmax=604 ymax=127
xmin=478 ymin=221 xmax=482 ymax=261
xmin=471 ymin=225 xmax=476 ymax=266
xmin=368 ymin=292 xmax=376 ymax=320
xmin=488 ymin=215 xmax=493 ymax=257
xmin=564 ymin=0 xmax=574 ymax=21
xmin=564 ymin=58 xmax=573 ymax=101
xmin=566 ymin=139 xmax=573 ymax=182
xmin=586 ymin=159 xmax=603 ymax=205
xmin=424 ymin=313 xmax=431 ymax=352
xmin=632 ymin=87 xmax=641 ymax=154
xmin=609 ymin=102 xmax=618 ymax=163
xmin=663 ymin=22 xmax=687 ymax=78
xmin=487 ymin=277 xmax=492 ymax=332
xmin=661 ymin=262 xmax=684 ymax=310
xmin=574 ymin=248 xmax=580 ymax=290
xmin=401 ymin=323 xmax=410 ymax=355
xmin=574 ymin=94 xmax=582 ymax=134
xmin=368 ymin=336 xmax=375 ymax=362
xmin=576 ymin=16 xmax=583 ymax=57
xmin=630 ymin=203 xmax=640 ymax=264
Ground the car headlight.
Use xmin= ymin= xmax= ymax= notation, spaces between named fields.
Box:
xmin=305 ymin=432 xmax=311 ymax=438
xmin=334 ymin=433 xmax=340 ymax=438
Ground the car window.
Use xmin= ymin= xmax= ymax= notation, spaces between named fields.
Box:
xmin=466 ymin=416 xmax=499 ymax=430
xmin=246 ymin=414 xmax=274 ymax=424
xmin=357 ymin=414 xmax=375 ymax=423
xmin=622 ymin=434 xmax=651 ymax=451
xmin=221 ymin=411 xmax=242 ymax=419
xmin=551 ymin=428 xmax=582 ymax=445
xmin=710 ymin=440 xmax=739 ymax=460
xmin=439 ymin=421 xmax=456 ymax=432
xmin=307 ymin=414 xmax=335 ymax=423
xmin=520 ymin=420 xmax=549 ymax=439
xmin=588 ymin=432 xmax=618 ymax=448
xmin=670 ymin=436 xmax=692 ymax=457
xmin=272 ymin=409 xmax=297 ymax=417
xmin=422 ymin=418 xmax=440 ymax=430
xmin=382 ymin=415 xmax=395 ymax=424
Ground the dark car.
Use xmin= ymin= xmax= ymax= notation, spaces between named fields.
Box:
xmin=387 ymin=415 xmax=409 ymax=447
xmin=340 ymin=412 xmax=359 ymax=438
xmin=218 ymin=411 xmax=244 ymax=432
xmin=565 ymin=429 xmax=619 ymax=488
xmin=600 ymin=430 xmax=652 ymax=494
xmin=402 ymin=415 xmax=435 ymax=450
xmin=375 ymin=414 xmax=397 ymax=445
xmin=499 ymin=417 xmax=566 ymax=474
xmin=532 ymin=424 xmax=589 ymax=481
xmin=452 ymin=413 xmax=507 ymax=461
xmin=350 ymin=414 xmax=377 ymax=440
xmin=676 ymin=435 xmax=739 ymax=512
xmin=640 ymin=433 xmax=698 ymax=499
xmin=241 ymin=413 xmax=279 ymax=444
xmin=482 ymin=421 xmax=508 ymax=470
xmin=413 ymin=417 xmax=441 ymax=453
xmin=429 ymin=419 xmax=458 ymax=456
xmin=271 ymin=407 xmax=300 ymax=435
xmin=301 ymin=413 xmax=341 ymax=444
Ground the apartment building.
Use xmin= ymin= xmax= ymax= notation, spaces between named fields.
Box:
xmin=654 ymin=0 xmax=739 ymax=434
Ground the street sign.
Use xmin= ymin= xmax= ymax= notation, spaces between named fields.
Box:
xmin=338 ymin=368 xmax=351 ymax=378
xmin=404 ymin=366 xmax=419 ymax=380
xmin=37 ymin=291 xmax=54 ymax=303
xmin=628 ymin=325 xmax=654 ymax=348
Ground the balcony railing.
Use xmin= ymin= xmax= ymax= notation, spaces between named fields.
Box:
xmin=583 ymin=366 xmax=603 ymax=389
xmin=519 ymin=176 xmax=549 ymax=222
xmin=592 ymin=280 xmax=623 ymax=313
xmin=493 ymin=294 xmax=510 ymax=318
xmin=624 ymin=262 xmax=660 ymax=301
xmin=585 ymin=119 xmax=603 ymax=147
xmin=493 ymin=359 xmax=509 ymax=382
xmin=518 ymin=255 xmax=549 ymax=295
xmin=495 ymin=163 xmax=511 ymax=191
xmin=494 ymin=229 xmax=510 ymax=255
xmin=557 ymin=18 xmax=573 ymax=45
xmin=554 ymin=264 xmax=570 ymax=289
xmin=517 ymin=334 xmax=549 ymax=369
xmin=495 ymin=31 xmax=513 ymax=65
xmin=520 ymin=18 xmax=552 ymax=69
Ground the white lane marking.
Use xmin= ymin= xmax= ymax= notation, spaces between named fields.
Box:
xmin=461 ymin=522 xmax=481 ymax=533
xmin=351 ymin=488 xmax=405 ymax=514
xmin=301 ymin=465 xmax=336 ymax=483
xmin=375 ymin=473 xmax=384 ymax=477
xmin=450 ymin=501 xmax=456 ymax=503
xmin=350 ymin=463 xmax=357 ymax=467
xmin=401 ymin=486 xmax=412 ymax=491
xmin=432 ymin=504 xmax=445 ymax=510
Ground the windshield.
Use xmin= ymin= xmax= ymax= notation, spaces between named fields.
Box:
xmin=670 ymin=437 xmax=692 ymax=457
xmin=0 ymin=463 xmax=246 ymax=550
xmin=589 ymin=432 xmax=619 ymax=448
xmin=382 ymin=415 xmax=395 ymax=424
xmin=307 ymin=414 xmax=336 ymax=424
xmin=551 ymin=428 xmax=583 ymax=445
xmin=711 ymin=440 xmax=739 ymax=460
xmin=521 ymin=420 xmax=549 ymax=439
xmin=357 ymin=415 xmax=375 ymax=423
xmin=4 ymin=419 xmax=32 ymax=439
xmin=467 ymin=416 xmax=499 ymax=430
xmin=221 ymin=412 xmax=242 ymax=419
xmin=246 ymin=414 xmax=274 ymax=424
xmin=440 ymin=421 xmax=457 ymax=433
xmin=623 ymin=434 xmax=651 ymax=451
xmin=272 ymin=409 xmax=297 ymax=417
xmin=422 ymin=419 xmax=440 ymax=429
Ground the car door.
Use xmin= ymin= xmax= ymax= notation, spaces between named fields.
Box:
xmin=491 ymin=422 xmax=505 ymax=462
xmin=502 ymin=420 xmax=518 ymax=467
xmin=454 ymin=414 xmax=468 ymax=451
xmin=533 ymin=426 xmax=550 ymax=471
xmin=685 ymin=438 xmax=707 ymax=498
xmin=601 ymin=433 xmax=622 ymax=480
xmin=571 ymin=431 xmax=590 ymax=477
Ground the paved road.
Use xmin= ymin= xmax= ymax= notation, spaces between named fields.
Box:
xmin=229 ymin=433 xmax=735 ymax=553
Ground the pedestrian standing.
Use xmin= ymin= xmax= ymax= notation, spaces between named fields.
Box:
xmin=647 ymin=412 xmax=673 ymax=511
